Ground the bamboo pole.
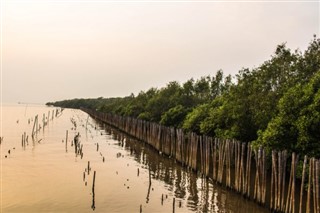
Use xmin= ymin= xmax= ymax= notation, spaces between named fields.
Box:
xmin=213 ymin=138 xmax=217 ymax=181
xmin=299 ymin=155 xmax=308 ymax=213
xmin=246 ymin=143 xmax=252 ymax=197
xmin=307 ymin=158 xmax=312 ymax=213
xmin=281 ymin=150 xmax=287 ymax=212
xmin=43 ymin=113 xmax=45 ymax=129
xmin=173 ymin=197 xmax=175 ymax=213
xmin=286 ymin=153 xmax=295 ymax=213
xmin=313 ymin=158 xmax=316 ymax=213
xmin=235 ymin=141 xmax=239 ymax=191
xmin=81 ymin=108 xmax=319 ymax=213
xmin=88 ymin=161 xmax=90 ymax=175
xmin=271 ymin=150 xmax=275 ymax=210
xmin=31 ymin=115 xmax=38 ymax=137
xmin=316 ymin=160 xmax=319 ymax=213
xmin=226 ymin=140 xmax=231 ymax=188
xmin=292 ymin=153 xmax=298 ymax=213
xmin=262 ymin=148 xmax=266 ymax=205
xmin=241 ymin=143 xmax=245 ymax=194
xmin=277 ymin=150 xmax=281 ymax=210
xmin=92 ymin=171 xmax=96 ymax=194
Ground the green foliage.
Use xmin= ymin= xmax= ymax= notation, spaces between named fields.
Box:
xmin=182 ymin=104 xmax=210 ymax=134
xmin=160 ymin=105 xmax=190 ymax=128
xmin=47 ymin=36 xmax=320 ymax=158
xmin=256 ymin=71 xmax=320 ymax=157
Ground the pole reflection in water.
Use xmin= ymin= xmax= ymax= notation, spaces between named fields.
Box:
xmin=1 ymin=106 xmax=270 ymax=213
xmin=100 ymin=121 xmax=269 ymax=213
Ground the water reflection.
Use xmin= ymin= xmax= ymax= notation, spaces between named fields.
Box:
xmin=91 ymin=171 xmax=96 ymax=211
xmin=97 ymin=122 xmax=268 ymax=213
xmin=91 ymin=190 xmax=96 ymax=211
xmin=2 ymin=106 xmax=269 ymax=213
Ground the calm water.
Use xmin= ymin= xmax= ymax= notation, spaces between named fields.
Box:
xmin=0 ymin=104 xmax=269 ymax=213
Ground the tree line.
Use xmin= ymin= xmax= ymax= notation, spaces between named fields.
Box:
xmin=47 ymin=36 xmax=320 ymax=158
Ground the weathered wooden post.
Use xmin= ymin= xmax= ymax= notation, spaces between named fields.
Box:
xmin=88 ymin=161 xmax=90 ymax=175
xmin=306 ymin=158 xmax=312 ymax=213
xmin=173 ymin=197 xmax=175 ymax=213
xmin=32 ymin=115 xmax=38 ymax=137
xmin=92 ymin=171 xmax=96 ymax=193
xmin=299 ymin=155 xmax=308 ymax=213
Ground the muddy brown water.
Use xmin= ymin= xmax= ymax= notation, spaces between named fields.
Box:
xmin=1 ymin=104 xmax=269 ymax=213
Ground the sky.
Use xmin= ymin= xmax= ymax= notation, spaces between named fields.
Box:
xmin=1 ymin=0 xmax=319 ymax=104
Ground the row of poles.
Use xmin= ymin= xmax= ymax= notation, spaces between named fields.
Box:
xmin=31 ymin=108 xmax=63 ymax=138
xmin=82 ymin=108 xmax=320 ymax=213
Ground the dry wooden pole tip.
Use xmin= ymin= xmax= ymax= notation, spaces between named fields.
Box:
xmin=140 ymin=204 xmax=142 ymax=213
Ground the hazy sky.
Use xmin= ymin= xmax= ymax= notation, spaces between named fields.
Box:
xmin=1 ymin=0 xmax=319 ymax=104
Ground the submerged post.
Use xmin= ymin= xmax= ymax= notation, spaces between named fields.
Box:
xmin=66 ymin=130 xmax=68 ymax=152
xmin=32 ymin=115 xmax=38 ymax=137
xmin=173 ymin=197 xmax=175 ymax=213
xmin=92 ymin=171 xmax=96 ymax=193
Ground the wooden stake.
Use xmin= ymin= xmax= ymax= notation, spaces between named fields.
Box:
xmin=246 ymin=143 xmax=252 ymax=197
xmin=31 ymin=115 xmax=38 ymax=137
xmin=88 ymin=161 xmax=90 ymax=175
xmin=306 ymin=158 xmax=312 ymax=213
xmin=92 ymin=171 xmax=96 ymax=193
xmin=292 ymin=153 xmax=298 ymax=213
xmin=173 ymin=197 xmax=175 ymax=213
xmin=299 ymin=155 xmax=307 ymax=213
xmin=312 ymin=158 xmax=316 ymax=213
xmin=316 ymin=160 xmax=319 ymax=213
xmin=271 ymin=150 xmax=275 ymax=210
xmin=281 ymin=150 xmax=287 ymax=212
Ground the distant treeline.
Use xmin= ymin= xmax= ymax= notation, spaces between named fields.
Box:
xmin=47 ymin=36 xmax=320 ymax=158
